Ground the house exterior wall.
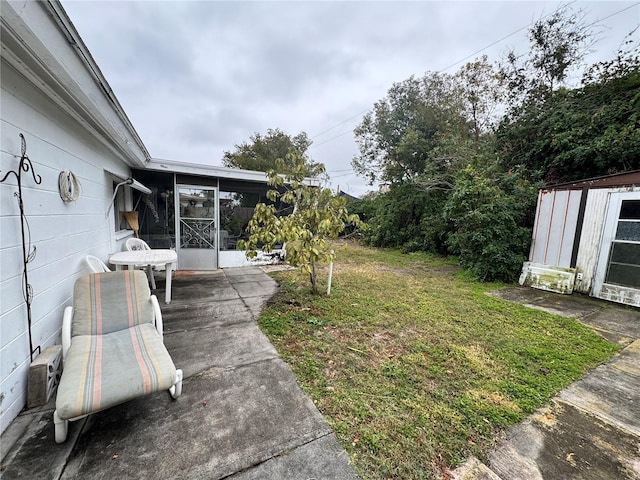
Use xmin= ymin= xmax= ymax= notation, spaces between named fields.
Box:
xmin=1 ymin=0 xmax=151 ymax=433
xmin=0 ymin=0 xmax=309 ymax=435
xmin=0 ymin=59 xmax=136 ymax=433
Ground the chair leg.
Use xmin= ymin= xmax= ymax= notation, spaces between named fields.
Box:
xmin=53 ymin=410 xmax=68 ymax=444
xmin=170 ymin=369 xmax=183 ymax=399
xmin=147 ymin=265 xmax=156 ymax=290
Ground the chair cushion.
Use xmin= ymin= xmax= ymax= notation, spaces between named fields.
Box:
xmin=56 ymin=323 xmax=177 ymax=420
xmin=72 ymin=270 xmax=154 ymax=336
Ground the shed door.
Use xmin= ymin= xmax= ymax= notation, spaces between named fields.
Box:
xmin=593 ymin=192 xmax=640 ymax=307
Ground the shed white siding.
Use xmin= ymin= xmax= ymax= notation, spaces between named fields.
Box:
xmin=573 ymin=189 xmax=610 ymax=294
xmin=530 ymin=189 xmax=582 ymax=267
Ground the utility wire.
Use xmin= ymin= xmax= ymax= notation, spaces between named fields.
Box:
xmin=331 ymin=171 xmax=358 ymax=179
xmin=311 ymin=109 xmax=371 ymax=139
xmin=439 ymin=0 xmax=578 ymax=73
xmin=584 ymin=2 xmax=639 ymax=28
xmin=310 ymin=0 xmax=635 ymax=151
xmin=312 ymin=129 xmax=354 ymax=148
xmin=310 ymin=4 xmax=568 ymax=148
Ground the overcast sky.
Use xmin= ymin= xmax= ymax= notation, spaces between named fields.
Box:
xmin=62 ymin=1 xmax=639 ymax=196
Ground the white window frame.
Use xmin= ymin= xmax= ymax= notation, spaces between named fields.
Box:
xmin=593 ymin=191 xmax=640 ymax=306
xmin=113 ymin=179 xmax=133 ymax=237
xmin=106 ymin=173 xmax=152 ymax=240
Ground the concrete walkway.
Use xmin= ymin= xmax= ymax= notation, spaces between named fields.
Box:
xmin=454 ymin=287 xmax=640 ymax=480
xmin=0 ymin=267 xmax=359 ymax=480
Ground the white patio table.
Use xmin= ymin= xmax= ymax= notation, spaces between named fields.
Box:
xmin=109 ymin=249 xmax=178 ymax=303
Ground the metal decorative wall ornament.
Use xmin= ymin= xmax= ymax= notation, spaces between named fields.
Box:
xmin=0 ymin=134 xmax=42 ymax=362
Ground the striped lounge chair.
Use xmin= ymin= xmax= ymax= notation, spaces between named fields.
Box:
xmin=53 ymin=270 xmax=183 ymax=443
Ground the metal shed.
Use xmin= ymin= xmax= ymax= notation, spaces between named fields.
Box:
xmin=520 ymin=170 xmax=640 ymax=307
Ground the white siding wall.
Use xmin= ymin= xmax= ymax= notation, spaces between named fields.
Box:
xmin=529 ymin=189 xmax=582 ymax=267
xmin=573 ymin=189 xmax=611 ymax=294
xmin=0 ymin=60 xmax=133 ymax=432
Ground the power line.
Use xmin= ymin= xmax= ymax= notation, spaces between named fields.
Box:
xmin=318 ymin=2 xmax=638 ymax=183
xmin=311 ymin=129 xmax=354 ymax=149
xmin=439 ymin=24 xmax=531 ymax=73
xmin=308 ymin=0 xmax=636 ymax=149
xmin=311 ymin=109 xmax=370 ymax=139
xmin=330 ymin=171 xmax=357 ymax=179
xmin=310 ymin=3 xmax=575 ymax=143
xmin=585 ymin=2 xmax=639 ymax=28
xmin=439 ymin=0 xmax=579 ymax=73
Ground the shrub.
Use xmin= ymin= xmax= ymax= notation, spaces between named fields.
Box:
xmin=444 ymin=165 xmax=538 ymax=282
xmin=361 ymin=183 xmax=450 ymax=255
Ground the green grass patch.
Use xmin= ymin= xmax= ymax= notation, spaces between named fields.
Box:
xmin=259 ymin=241 xmax=617 ymax=479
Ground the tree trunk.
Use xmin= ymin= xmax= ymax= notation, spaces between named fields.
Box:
xmin=310 ymin=260 xmax=318 ymax=293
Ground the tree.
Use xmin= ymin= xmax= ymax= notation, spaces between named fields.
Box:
xmin=500 ymin=6 xmax=594 ymax=109
xmin=351 ymin=63 xmax=506 ymax=254
xmin=222 ymin=128 xmax=322 ymax=176
xmin=494 ymin=6 xmax=640 ymax=183
xmin=497 ymin=64 xmax=640 ymax=183
xmin=238 ymin=153 xmax=363 ymax=293
xmin=349 ymin=5 xmax=635 ymax=281
xmin=359 ymin=182 xmax=450 ymax=254
xmin=583 ymin=29 xmax=639 ymax=85
xmin=352 ymin=73 xmax=470 ymax=186
xmin=455 ymin=55 xmax=504 ymax=142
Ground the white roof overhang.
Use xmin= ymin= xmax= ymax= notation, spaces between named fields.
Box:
xmin=147 ymin=158 xmax=321 ymax=187
xmin=1 ymin=0 xmax=150 ymax=167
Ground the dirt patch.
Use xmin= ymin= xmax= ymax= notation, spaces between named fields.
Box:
xmin=331 ymin=262 xmax=460 ymax=277
xmin=261 ymin=264 xmax=297 ymax=273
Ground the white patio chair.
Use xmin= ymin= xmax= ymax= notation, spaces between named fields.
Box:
xmin=53 ymin=270 xmax=182 ymax=443
xmin=125 ymin=237 xmax=151 ymax=251
xmin=125 ymin=238 xmax=156 ymax=289
xmin=85 ymin=255 xmax=111 ymax=273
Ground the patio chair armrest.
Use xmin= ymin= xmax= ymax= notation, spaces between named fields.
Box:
xmin=62 ymin=306 xmax=73 ymax=359
xmin=150 ymin=295 xmax=164 ymax=341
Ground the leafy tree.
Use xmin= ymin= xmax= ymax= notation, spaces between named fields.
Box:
xmin=351 ymin=62 xmax=504 ymax=254
xmin=455 ymin=55 xmax=504 ymax=142
xmin=352 ymin=73 xmax=470 ymax=186
xmin=350 ymin=4 xmax=636 ymax=282
xmin=497 ymin=66 xmax=640 ymax=183
xmin=583 ymin=29 xmax=640 ymax=85
xmin=496 ymin=9 xmax=639 ymax=183
xmin=223 ymin=128 xmax=323 ymax=176
xmin=238 ymin=153 xmax=363 ymax=293
xmin=500 ymin=5 xmax=593 ymax=108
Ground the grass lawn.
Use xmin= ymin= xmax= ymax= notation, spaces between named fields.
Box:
xmin=258 ymin=241 xmax=618 ymax=479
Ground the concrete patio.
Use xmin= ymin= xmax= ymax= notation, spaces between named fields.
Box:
xmin=0 ymin=267 xmax=359 ymax=480
xmin=3 ymin=271 xmax=640 ymax=480
xmin=454 ymin=287 xmax=640 ymax=480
